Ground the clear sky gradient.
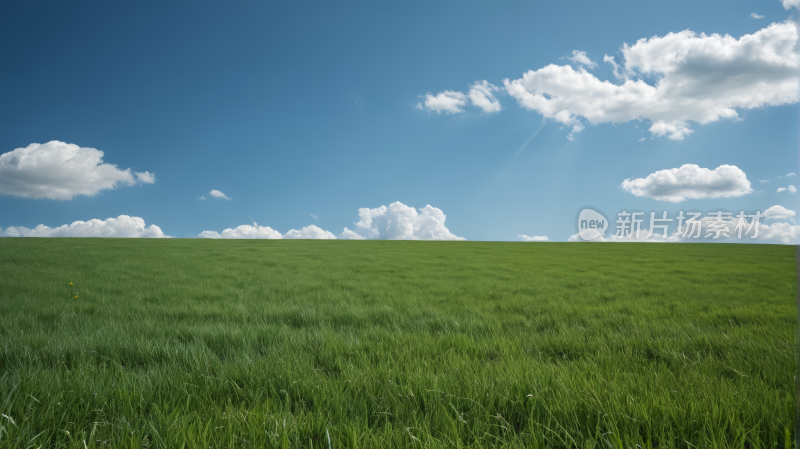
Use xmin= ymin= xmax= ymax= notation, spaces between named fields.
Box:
xmin=1 ymin=0 xmax=798 ymax=242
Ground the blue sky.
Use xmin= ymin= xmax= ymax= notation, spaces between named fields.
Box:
xmin=1 ymin=0 xmax=798 ymax=242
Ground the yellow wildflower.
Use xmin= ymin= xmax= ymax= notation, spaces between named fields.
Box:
xmin=69 ymin=282 xmax=73 ymax=285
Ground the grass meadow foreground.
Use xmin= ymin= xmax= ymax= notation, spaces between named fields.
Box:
xmin=0 ymin=239 xmax=795 ymax=448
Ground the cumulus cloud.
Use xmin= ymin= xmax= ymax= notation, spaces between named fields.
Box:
xmin=467 ymin=81 xmax=502 ymax=113
xmin=638 ymin=137 xmax=646 ymax=142
xmin=340 ymin=227 xmax=366 ymax=240
xmin=778 ymin=187 xmax=786 ymax=192
xmin=422 ymin=90 xmax=468 ymax=114
xmin=783 ymin=0 xmax=800 ymax=10
xmin=751 ymin=13 xmax=764 ymax=19
xmin=764 ymin=205 xmax=796 ymax=220
xmin=567 ymin=50 xmax=597 ymax=69
xmin=283 ymin=225 xmax=337 ymax=239
xmin=135 ymin=171 xmax=156 ymax=184
xmin=348 ymin=202 xmax=465 ymax=240
xmin=503 ymin=22 xmax=799 ymax=140
xmin=199 ymin=222 xmax=282 ymax=239
xmin=209 ymin=189 xmax=231 ymax=200
xmin=0 ymin=141 xmax=154 ymax=200
xmin=199 ymin=202 xmax=464 ymax=240
xmin=519 ymin=235 xmax=549 ymax=241
xmin=778 ymin=185 xmax=797 ymax=193
xmin=0 ymin=215 xmax=169 ymax=238
xmin=786 ymin=172 xmax=797 ymax=177
xmin=620 ymin=164 xmax=752 ymax=202
xmin=198 ymin=195 xmax=206 ymax=200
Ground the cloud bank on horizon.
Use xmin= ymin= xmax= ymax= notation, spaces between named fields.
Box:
xmin=0 ymin=141 xmax=155 ymax=200
xmin=0 ymin=215 xmax=168 ymax=238
xmin=199 ymin=201 xmax=465 ymax=240
xmin=419 ymin=22 xmax=800 ymax=141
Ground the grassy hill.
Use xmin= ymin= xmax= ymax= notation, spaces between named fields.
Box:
xmin=0 ymin=239 xmax=795 ymax=448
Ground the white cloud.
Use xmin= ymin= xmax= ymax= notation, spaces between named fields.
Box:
xmin=0 ymin=141 xmax=154 ymax=200
xmin=638 ymin=137 xmax=646 ymax=142
xmin=764 ymin=205 xmax=796 ymax=220
xmin=423 ymin=90 xmax=467 ymax=114
xmin=209 ymin=189 xmax=231 ymax=200
xmin=0 ymin=215 xmax=169 ymax=238
xmin=422 ymin=81 xmax=502 ymax=114
xmin=197 ymin=195 xmax=206 ymax=200
xmin=620 ymin=164 xmax=752 ymax=202
xmin=751 ymin=13 xmax=764 ymax=19
xmin=778 ymin=185 xmax=797 ymax=193
xmin=567 ymin=50 xmax=597 ymax=69
xmin=310 ymin=213 xmax=318 ymax=220
xmin=603 ymin=54 xmax=624 ymax=79
xmin=415 ymin=102 xmax=424 ymax=110
xmin=135 ymin=171 xmax=156 ymax=184
xmin=758 ymin=180 xmax=770 ymax=183
xmin=519 ymin=235 xmax=549 ymax=241
xmin=199 ymin=202 xmax=464 ymax=240
xmin=340 ymin=227 xmax=366 ymax=240
xmin=568 ymin=213 xmax=800 ymax=244
xmin=467 ymin=81 xmax=502 ymax=113
xmin=283 ymin=225 xmax=337 ymax=239
xmin=778 ymin=187 xmax=786 ymax=192
xmin=503 ymin=22 xmax=799 ymax=140
xmin=761 ymin=221 xmax=800 ymax=243
xmin=786 ymin=172 xmax=797 ymax=177
xmin=783 ymin=0 xmax=800 ymax=10
xmin=199 ymin=222 xmax=282 ymax=239
xmin=349 ymin=202 xmax=465 ymax=240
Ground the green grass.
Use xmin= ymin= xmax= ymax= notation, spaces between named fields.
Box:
xmin=0 ymin=238 xmax=795 ymax=448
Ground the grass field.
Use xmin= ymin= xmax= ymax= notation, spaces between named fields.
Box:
xmin=0 ymin=238 xmax=795 ymax=448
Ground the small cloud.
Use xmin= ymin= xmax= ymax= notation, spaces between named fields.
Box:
xmin=519 ymin=235 xmax=549 ymax=242
xmin=787 ymin=173 xmax=797 ymax=177
xmin=209 ymin=189 xmax=231 ymax=200
xmin=638 ymin=137 xmax=645 ymax=142
xmin=197 ymin=195 xmax=206 ymax=200
xmin=415 ymin=102 xmax=423 ymax=110
xmin=778 ymin=185 xmax=797 ymax=193
xmin=764 ymin=205 xmax=796 ymax=220
xmin=135 ymin=171 xmax=156 ymax=184
xmin=777 ymin=175 xmax=783 ymax=178
xmin=422 ymin=90 xmax=467 ymax=114
xmin=310 ymin=213 xmax=318 ymax=220
xmin=468 ymin=80 xmax=502 ymax=113
xmin=751 ymin=12 xmax=764 ymax=18
xmin=756 ymin=190 xmax=765 ymax=195
xmin=566 ymin=50 xmax=597 ymax=69
xmin=778 ymin=187 xmax=786 ymax=192
xmin=758 ymin=180 xmax=770 ymax=183
xmin=340 ymin=227 xmax=366 ymax=240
